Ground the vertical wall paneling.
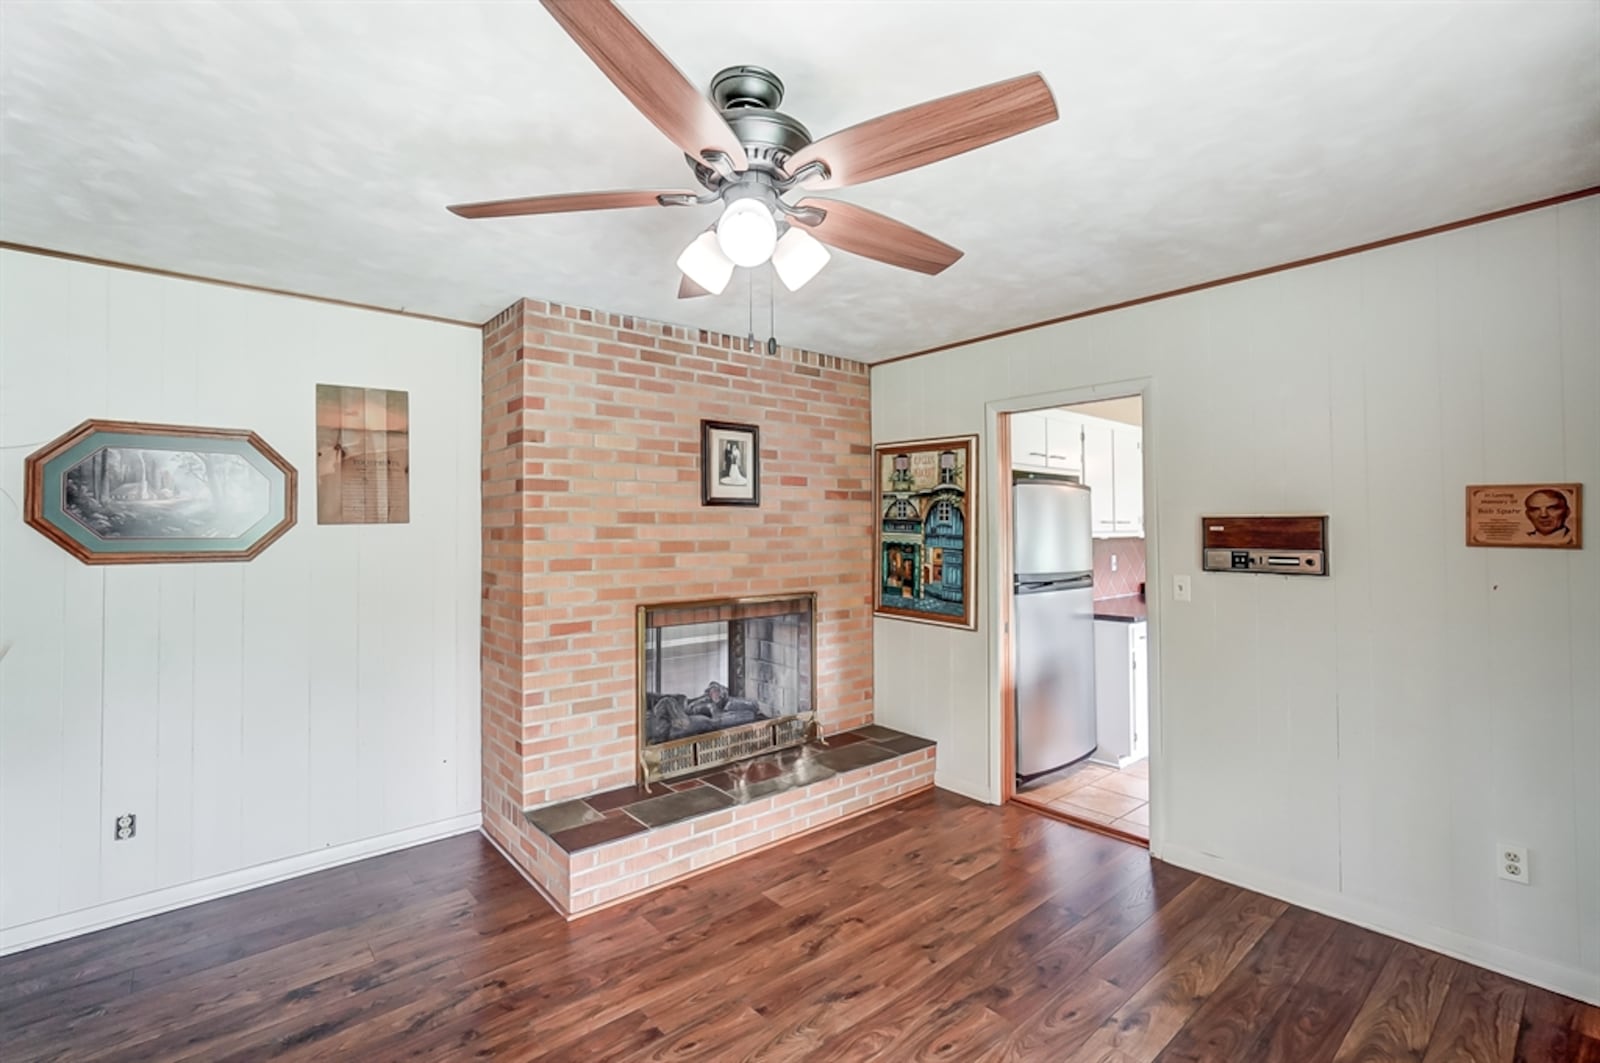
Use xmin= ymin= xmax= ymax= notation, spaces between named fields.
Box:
xmin=239 ymin=539 xmax=312 ymax=867
xmin=99 ymin=567 xmax=162 ymax=902
xmin=0 ymin=529 xmax=66 ymax=927
xmin=404 ymin=368 xmax=454 ymax=826
xmin=306 ymin=530 xmax=363 ymax=850
xmin=354 ymin=528 xmax=391 ymax=840
xmin=1470 ymin=210 xmax=1581 ymax=969
xmin=869 ymin=201 xmax=1600 ymax=1003
xmin=0 ymin=257 xmax=75 ymax=925
xmin=154 ymin=567 xmax=196 ymax=889
xmin=453 ymin=349 xmax=481 ymax=814
xmin=188 ymin=565 xmax=245 ymax=881
xmin=1557 ymin=199 xmax=1600 ymax=982
xmin=1430 ymin=226 xmax=1498 ymax=947
xmin=0 ymin=249 xmax=481 ymax=951
xmin=429 ymin=520 xmax=463 ymax=822
xmin=56 ymin=561 xmax=106 ymax=918
xmin=358 ymin=531 xmax=406 ymax=833
xmin=1357 ymin=239 xmax=1454 ymax=923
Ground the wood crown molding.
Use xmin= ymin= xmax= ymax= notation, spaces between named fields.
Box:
xmin=876 ymin=184 xmax=1600 ymax=367
xmin=0 ymin=241 xmax=481 ymax=330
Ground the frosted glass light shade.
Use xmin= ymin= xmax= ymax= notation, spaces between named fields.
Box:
xmin=715 ymin=198 xmax=779 ymax=267
xmin=771 ymin=227 xmax=831 ymax=291
xmin=676 ymin=231 xmax=734 ymax=295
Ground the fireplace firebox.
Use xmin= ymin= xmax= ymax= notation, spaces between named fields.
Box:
xmin=637 ymin=593 xmax=816 ymax=785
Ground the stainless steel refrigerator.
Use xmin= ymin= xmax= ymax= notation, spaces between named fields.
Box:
xmin=1013 ymin=473 xmax=1097 ymax=781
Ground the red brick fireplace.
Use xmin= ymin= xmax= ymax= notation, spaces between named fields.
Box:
xmin=479 ymin=298 xmax=932 ymax=915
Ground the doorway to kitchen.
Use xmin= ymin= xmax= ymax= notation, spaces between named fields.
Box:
xmin=1002 ymin=394 xmax=1150 ymax=843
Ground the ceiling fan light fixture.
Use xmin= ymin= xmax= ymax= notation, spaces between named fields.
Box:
xmin=771 ymin=226 xmax=830 ymax=291
xmin=715 ymin=197 xmax=779 ymax=267
xmin=676 ymin=231 xmax=734 ymax=295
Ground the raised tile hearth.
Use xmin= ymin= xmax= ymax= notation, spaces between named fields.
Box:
xmin=504 ymin=726 xmax=936 ymax=916
xmin=528 ymin=729 xmax=930 ymax=850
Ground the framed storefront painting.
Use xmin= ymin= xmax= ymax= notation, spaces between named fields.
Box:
xmin=873 ymin=435 xmax=977 ymax=630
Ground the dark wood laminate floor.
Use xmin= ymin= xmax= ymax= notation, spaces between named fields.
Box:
xmin=3 ymin=790 xmax=1596 ymax=1062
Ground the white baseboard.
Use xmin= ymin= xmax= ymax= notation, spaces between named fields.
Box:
xmin=1091 ymin=753 xmax=1147 ymax=771
xmin=1160 ymin=843 xmax=1600 ymax=1006
xmin=0 ymin=811 xmax=483 ymax=957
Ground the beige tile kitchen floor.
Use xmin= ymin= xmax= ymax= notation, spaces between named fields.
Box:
xmin=1015 ymin=757 xmax=1149 ymax=841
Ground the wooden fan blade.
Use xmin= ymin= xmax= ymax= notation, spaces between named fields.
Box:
xmin=540 ymin=0 xmax=748 ymax=170
xmin=794 ymin=198 xmax=963 ymax=276
xmin=447 ymin=189 xmax=695 ymax=219
xmin=678 ymin=274 xmax=711 ymax=299
xmin=785 ymin=73 xmax=1056 ymax=190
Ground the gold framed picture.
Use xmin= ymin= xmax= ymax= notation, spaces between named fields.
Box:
xmin=873 ymin=435 xmax=978 ymax=629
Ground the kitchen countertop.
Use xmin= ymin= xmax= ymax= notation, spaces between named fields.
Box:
xmin=1093 ymin=597 xmax=1147 ymax=623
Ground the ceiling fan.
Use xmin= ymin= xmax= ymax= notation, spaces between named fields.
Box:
xmin=448 ymin=0 xmax=1059 ymax=297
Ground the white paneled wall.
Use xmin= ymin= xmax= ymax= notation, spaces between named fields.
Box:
xmin=0 ymin=251 xmax=482 ymax=951
xmin=871 ymin=199 xmax=1600 ymax=1003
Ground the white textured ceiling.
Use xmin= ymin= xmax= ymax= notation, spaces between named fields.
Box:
xmin=2 ymin=2 xmax=1597 ymax=362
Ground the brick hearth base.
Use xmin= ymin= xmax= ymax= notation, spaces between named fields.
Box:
xmin=490 ymin=728 xmax=935 ymax=917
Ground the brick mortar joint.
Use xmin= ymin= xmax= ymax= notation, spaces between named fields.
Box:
xmin=485 ymin=297 xmax=867 ymax=375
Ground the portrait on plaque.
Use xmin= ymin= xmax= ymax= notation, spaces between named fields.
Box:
xmin=1465 ymin=483 xmax=1582 ymax=549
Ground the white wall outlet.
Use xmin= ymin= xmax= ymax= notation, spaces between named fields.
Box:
xmin=1174 ymin=575 xmax=1192 ymax=602
xmin=1498 ymin=844 xmax=1530 ymax=884
xmin=1111 ymin=554 xmax=1118 ymax=572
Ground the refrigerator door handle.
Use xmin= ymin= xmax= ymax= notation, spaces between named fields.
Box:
xmin=1014 ymin=573 xmax=1094 ymax=594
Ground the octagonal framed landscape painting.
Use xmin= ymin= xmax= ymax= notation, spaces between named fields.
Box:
xmin=25 ymin=419 xmax=297 ymax=564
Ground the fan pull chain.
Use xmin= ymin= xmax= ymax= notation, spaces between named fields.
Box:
xmin=746 ymin=270 xmax=756 ymax=352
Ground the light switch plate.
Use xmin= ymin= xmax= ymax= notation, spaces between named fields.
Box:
xmin=1174 ymin=575 xmax=1191 ymax=602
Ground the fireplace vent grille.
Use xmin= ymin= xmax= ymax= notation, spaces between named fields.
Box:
xmin=641 ymin=712 xmax=818 ymax=784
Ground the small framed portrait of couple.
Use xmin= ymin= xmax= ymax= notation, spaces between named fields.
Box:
xmin=701 ymin=420 xmax=760 ymax=507
xmin=1465 ymin=482 xmax=1583 ymax=549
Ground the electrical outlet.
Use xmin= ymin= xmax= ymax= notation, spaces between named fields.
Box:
xmin=1110 ymin=554 xmax=1119 ymax=572
xmin=1174 ymin=575 xmax=1192 ymax=602
xmin=114 ymin=813 xmax=136 ymax=841
xmin=1498 ymin=844 xmax=1529 ymax=885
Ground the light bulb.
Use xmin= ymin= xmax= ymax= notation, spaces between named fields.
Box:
xmin=716 ymin=198 xmax=779 ymax=267
xmin=676 ymin=231 xmax=734 ymax=295
xmin=771 ymin=226 xmax=831 ymax=291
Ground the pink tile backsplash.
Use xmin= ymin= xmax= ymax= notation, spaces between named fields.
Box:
xmin=1093 ymin=537 xmax=1147 ymax=600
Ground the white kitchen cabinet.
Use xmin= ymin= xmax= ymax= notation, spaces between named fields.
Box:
xmin=1042 ymin=413 xmax=1083 ymax=475
xmin=1010 ymin=410 xmax=1082 ymax=476
xmin=1073 ymin=414 xmax=1142 ymax=537
xmin=1092 ymin=619 xmax=1148 ymax=768
xmin=1080 ymin=419 xmax=1116 ymax=533
xmin=1111 ymin=430 xmax=1143 ymax=536
xmin=1015 ymin=409 xmax=1139 ymax=532
xmin=1010 ymin=410 xmax=1050 ymax=470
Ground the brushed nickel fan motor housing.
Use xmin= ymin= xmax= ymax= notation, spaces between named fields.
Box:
xmin=710 ymin=65 xmax=812 ymax=173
